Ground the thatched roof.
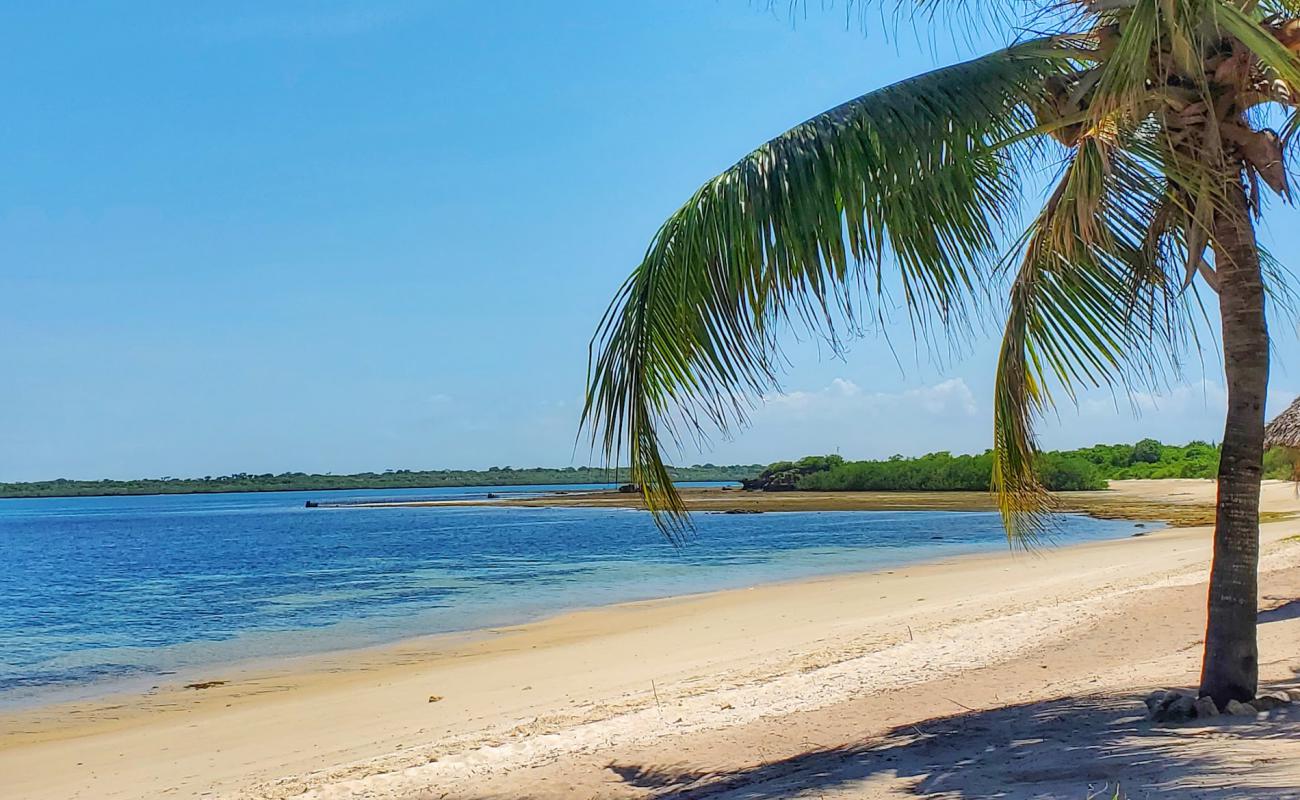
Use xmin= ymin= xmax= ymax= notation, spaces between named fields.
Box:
xmin=1265 ymin=396 xmax=1300 ymax=448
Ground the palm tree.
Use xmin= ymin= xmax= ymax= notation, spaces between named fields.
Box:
xmin=583 ymin=1 xmax=1300 ymax=707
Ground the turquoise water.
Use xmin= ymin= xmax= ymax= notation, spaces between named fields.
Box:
xmin=0 ymin=485 xmax=1140 ymax=707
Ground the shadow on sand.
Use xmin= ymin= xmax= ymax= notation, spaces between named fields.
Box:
xmin=603 ymin=683 xmax=1300 ymax=799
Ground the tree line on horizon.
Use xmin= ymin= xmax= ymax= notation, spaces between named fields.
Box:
xmin=10 ymin=439 xmax=1292 ymax=499
xmin=0 ymin=463 xmax=764 ymax=499
xmin=749 ymin=439 xmax=1297 ymax=493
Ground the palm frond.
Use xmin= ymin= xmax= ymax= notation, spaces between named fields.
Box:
xmin=1086 ymin=0 xmax=1160 ymax=125
xmin=993 ymin=133 xmax=1190 ymax=541
xmin=583 ymin=39 xmax=1077 ymax=540
xmin=1214 ymin=0 xmax=1300 ymax=93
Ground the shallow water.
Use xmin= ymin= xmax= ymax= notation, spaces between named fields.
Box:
xmin=0 ymin=484 xmax=1140 ymax=707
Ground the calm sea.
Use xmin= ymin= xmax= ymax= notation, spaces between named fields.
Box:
xmin=0 ymin=484 xmax=1140 ymax=707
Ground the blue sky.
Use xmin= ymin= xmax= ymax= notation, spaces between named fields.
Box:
xmin=3 ymin=1 xmax=1299 ymax=481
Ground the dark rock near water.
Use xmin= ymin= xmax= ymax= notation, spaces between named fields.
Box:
xmin=741 ymin=477 xmax=797 ymax=491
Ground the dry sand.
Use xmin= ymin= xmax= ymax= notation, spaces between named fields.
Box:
xmin=2 ymin=479 xmax=1299 ymax=799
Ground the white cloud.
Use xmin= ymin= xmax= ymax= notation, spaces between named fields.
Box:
xmin=674 ymin=376 xmax=990 ymax=462
xmin=1078 ymin=379 xmax=1296 ymax=420
xmin=758 ymin=377 xmax=977 ymax=420
xmin=1079 ymin=379 xmax=1225 ymax=418
xmin=701 ymin=373 xmax=1300 ymax=464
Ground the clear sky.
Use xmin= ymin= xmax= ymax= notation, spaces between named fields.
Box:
xmin=4 ymin=1 xmax=1300 ymax=481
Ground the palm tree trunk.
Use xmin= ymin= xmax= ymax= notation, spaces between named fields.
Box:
xmin=1198 ymin=178 xmax=1268 ymax=707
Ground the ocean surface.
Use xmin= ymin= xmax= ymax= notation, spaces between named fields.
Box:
xmin=0 ymin=484 xmax=1142 ymax=708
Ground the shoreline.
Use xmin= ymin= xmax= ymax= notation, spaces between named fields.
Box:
xmin=3 ymin=479 xmax=1299 ymax=799
xmin=346 ymin=482 xmax=1297 ymax=528
xmin=0 ymin=479 xmax=744 ymax=502
xmin=0 ymin=507 xmax=1133 ymax=715
xmin=0 ymin=505 xmax=1136 ymax=715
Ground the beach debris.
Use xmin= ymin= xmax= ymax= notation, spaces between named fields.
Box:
xmin=184 ymin=680 xmax=228 ymax=690
xmin=1225 ymin=699 xmax=1257 ymax=716
xmin=427 ymin=695 xmax=444 ymax=703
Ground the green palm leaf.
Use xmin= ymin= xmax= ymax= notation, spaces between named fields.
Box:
xmin=583 ymin=38 xmax=1076 ymax=540
xmin=992 ymin=134 xmax=1188 ymax=540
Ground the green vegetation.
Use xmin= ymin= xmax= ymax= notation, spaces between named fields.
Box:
xmin=743 ymin=455 xmax=847 ymax=490
xmin=752 ymin=440 xmax=1297 ymax=494
xmin=0 ymin=464 xmax=763 ymax=499
xmin=785 ymin=451 xmax=1104 ymax=493
xmin=1070 ymin=439 xmax=1219 ymax=479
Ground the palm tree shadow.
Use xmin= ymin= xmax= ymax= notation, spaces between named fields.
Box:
xmin=608 ymin=687 xmax=1300 ymax=799
xmin=1260 ymin=599 xmax=1300 ymax=623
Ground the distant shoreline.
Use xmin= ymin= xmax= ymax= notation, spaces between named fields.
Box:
xmin=0 ymin=472 xmax=754 ymax=500
xmin=349 ymin=482 xmax=1297 ymax=529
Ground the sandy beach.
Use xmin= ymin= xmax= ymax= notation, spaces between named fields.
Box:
xmin=3 ymin=479 xmax=1299 ymax=799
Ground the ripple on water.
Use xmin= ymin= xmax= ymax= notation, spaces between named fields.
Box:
xmin=0 ymin=485 xmax=1141 ymax=707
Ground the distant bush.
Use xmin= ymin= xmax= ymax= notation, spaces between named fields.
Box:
xmin=1131 ymin=438 xmax=1163 ymax=464
xmin=1070 ymin=440 xmax=1221 ymax=480
xmin=797 ymin=451 xmax=992 ymax=491
xmin=791 ymin=449 xmax=1103 ymax=492
xmin=748 ymin=454 xmax=846 ymax=491
xmin=1264 ymin=446 xmax=1298 ymax=481
xmin=1035 ymin=453 xmax=1106 ymax=491
xmin=762 ymin=440 xmax=1300 ymax=494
